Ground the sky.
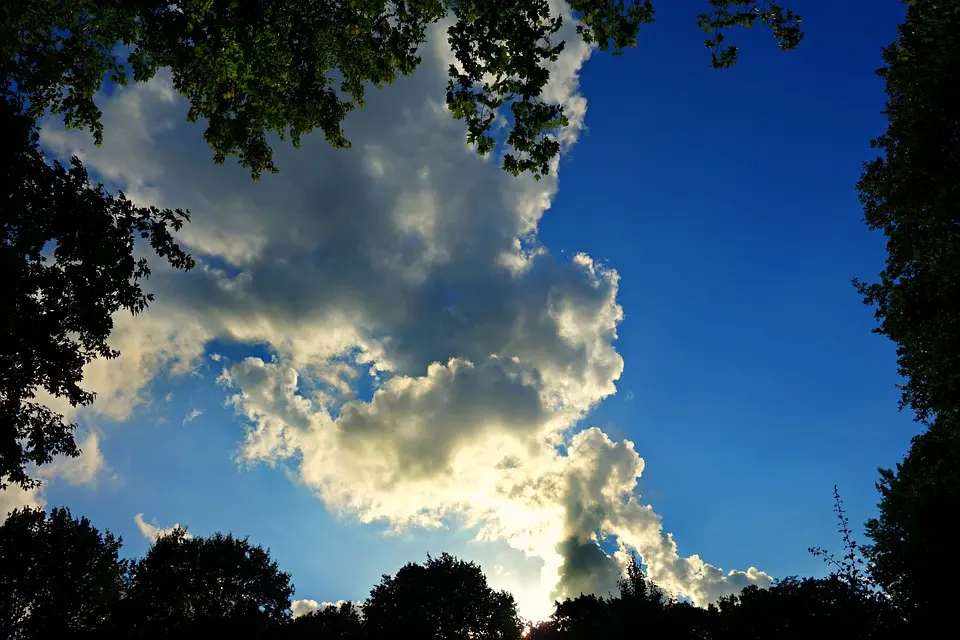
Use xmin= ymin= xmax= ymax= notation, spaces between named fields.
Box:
xmin=1 ymin=0 xmax=918 ymax=624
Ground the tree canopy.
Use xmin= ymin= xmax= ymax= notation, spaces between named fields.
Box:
xmin=0 ymin=506 xmax=912 ymax=639
xmin=0 ymin=96 xmax=194 ymax=490
xmin=123 ymin=528 xmax=293 ymax=637
xmin=0 ymin=507 xmax=127 ymax=639
xmin=364 ymin=552 xmax=522 ymax=640
xmin=864 ymin=421 xmax=959 ymax=637
xmin=3 ymin=1 xmax=803 ymax=180
xmin=284 ymin=601 xmax=364 ymax=640
xmin=854 ymin=0 xmax=960 ymax=426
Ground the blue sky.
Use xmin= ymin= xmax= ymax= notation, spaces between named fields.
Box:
xmin=5 ymin=0 xmax=917 ymax=624
xmin=543 ymin=0 xmax=915 ymax=579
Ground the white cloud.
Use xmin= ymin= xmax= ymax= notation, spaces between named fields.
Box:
xmin=291 ymin=600 xmax=322 ymax=618
xmin=0 ymin=482 xmax=44 ymax=521
xmin=134 ymin=513 xmax=192 ymax=542
xmin=290 ymin=599 xmax=361 ymax=619
xmin=35 ymin=0 xmax=771 ymax=618
xmin=2 ymin=432 xmax=111 ymax=522
xmin=221 ymin=358 xmax=769 ymax=612
xmin=183 ymin=408 xmax=203 ymax=425
xmin=30 ymin=309 xmax=209 ymax=425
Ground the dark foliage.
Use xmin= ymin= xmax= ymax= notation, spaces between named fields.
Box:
xmin=121 ymin=528 xmax=293 ymax=638
xmin=284 ymin=601 xmax=364 ymax=640
xmin=854 ymin=0 xmax=960 ymax=425
xmin=0 ymin=97 xmax=194 ymax=490
xmin=0 ymin=507 xmax=127 ymax=640
xmin=852 ymin=1 xmax=960 ymax=636
xmin=864 ymin=416 xmax=960 ymax=636
xmin=0 ymin=505 xmax=908 ymax=639
xmin=0 ymin=508 xmax=924 ymax=640
xmin=3 ymin=1 xmax=802 ymax=180
xmin=714 ymin=576 xmax=902 ymax=640
xmin=364 ymin=552 xmax=522 ymax=640
xmin=0 ymin=0 xmax=802 ymax=486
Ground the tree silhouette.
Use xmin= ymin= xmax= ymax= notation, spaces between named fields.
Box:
xmin=364 ymin=552 xmax=522 ymax=640
xmin=852 ymin=1 xmax=960 ymax=635
xmin=122 ymin=528 xmax=293 ymax=638
xmin=547 ymin=593 xmax=610 ymax=640
xmin=853 ymin=0 xmax=960 ymax=425
xmin=3 ymin=1 xmax=802 ymax=180
xmin=0 ymin=97 xmax=194 ymax=490
xmin=537 ymin=558 xmax=711 ymax=640
xmin=718 ymin=574 xmax=905 ymax=640
xmin=0 ymin=503 xmax=925 ymax=639
xmin=0 ymin=507 xmax=127 ymax=640
xmin=285 ymin=601 xmax=363 ymax=640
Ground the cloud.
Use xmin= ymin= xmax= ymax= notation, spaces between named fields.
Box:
xmin=222 ymin=360 xmax=769 ymax=609
xmin=134 ymin=513 xmax=192 ymax=542
xmin=183 ymin=408 xmax=203 ymax=425
xmin=0 ymin=483 xmax=44 ymax=521
xmin=36 ymin=0 xmax=771 ymax=617
xmin=2 ymin=432 xmax=111 ymax=522
xmin=36 ymin=432 xmax=109 ymax=487
xmin=27 ymin=310 xmax=209 ymax=428
xmin=291 ymin=600 xmax=323 ymax=618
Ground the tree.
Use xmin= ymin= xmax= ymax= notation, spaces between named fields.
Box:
xmin=604 ymin=558 xmax=674 ymax=639
xmin=4 ymin=1 xmax=803 ymax=180
xmin=285 ymin=601 xmax=364 ymax=640
xmin=853 ymin=0 xmax=960 ymax=425
xmin=541 ymin=559 xmax=711 ymax=640
xmin=853 ymin=1 xmax=960 ymax=634
xmin=714 ymin=576 xmax=901 ymax=640
xmin=864 ymin=419 xmax=960 ymax=636
xmin=0 ymin=96 xmax=194 ymax=490
xmin=122 ymin=529 xmax=293 ymax=637
xmin=364 ymin=552 xmax=522 ymax=640
xmin=0 ymin=506 xmax=128 ymax=640
xmin=548 ymin=593 xmax=610 ymax=640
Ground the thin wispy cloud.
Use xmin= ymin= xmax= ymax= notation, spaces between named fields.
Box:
xmin=134 ymin=513 xmax=191 ymax=542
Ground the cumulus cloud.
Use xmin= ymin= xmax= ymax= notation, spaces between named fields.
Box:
xmin=183 ymin=408 xmax=203 ymax=425
xmin=134 ymin=513 xmax=192 ymax=542
xmin=36 ymin=0 xmax=771 ymax=617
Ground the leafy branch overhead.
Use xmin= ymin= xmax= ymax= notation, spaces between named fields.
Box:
xmin=0 ymin=98 xmax=194 ymax=490
xmin=4 ymin=1 xmax=802 ymax=181
xmin=697 ymin=0 xmax=803 ymax=69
